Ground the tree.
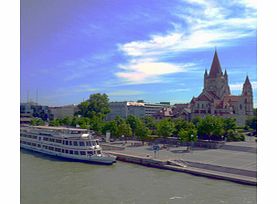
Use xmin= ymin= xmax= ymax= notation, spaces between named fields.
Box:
xmin=173 ymin=118 xmax=195 ymax=135
xmin=245 ymin=116 xmax=257 ymax=131
xmin=192 ymin=116 xmax=202 ymax=127
xmin=126 ymin=115 xmax=141 ymax=137
xmin=62 ymin=116 xmax=72 ymax=126
xmin=222 ymin=118 xmax=237 ymax=135
xmin=116 ymin=122 xmax=132 ymax=138
xmin=49 ymin=119 xmax=61 ymax=126
xmin=142 ymin=116 xmax=156 ymax=133
xmin=157 ymin=119 xmax=175 ymax=138
xmin=178 ymin=128 xmax=198 ymax=143
xmin=31 ymin=118 xmax=45 ymax=126
xmin=102 ymin=120 xmax=118 ymax=137
xmin=76 ymin=93 xmax=110 ymax=119
xmin=197 ymin=116 xmax=224 ymax=140
xmin=89 ymin=116 xmax=104 ymax=134
xmin=135 ymin=121 xmax=150 ymax=142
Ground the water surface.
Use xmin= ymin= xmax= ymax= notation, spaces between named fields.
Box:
xmin=21 ymin=150 xmax=256 ymax=204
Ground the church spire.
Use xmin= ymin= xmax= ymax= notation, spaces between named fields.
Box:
xmin=209 ymin=49 xmax=223 ymax=78
xmin=244 ymin=75 xmax=251 ymax=85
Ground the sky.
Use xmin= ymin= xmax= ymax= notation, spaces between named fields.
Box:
xmin=20 ymin=0 xmax=257 ymax=107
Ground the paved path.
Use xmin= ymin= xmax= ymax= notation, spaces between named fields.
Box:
xmin=106 ymin=140 xmax=257 ymax=172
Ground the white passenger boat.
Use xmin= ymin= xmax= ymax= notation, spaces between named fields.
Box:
xmin=20 ymin=125 xmax=116 ymax=164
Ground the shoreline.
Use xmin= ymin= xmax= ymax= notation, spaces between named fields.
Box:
xmin=105 ymin=151 xmax=257 ymax=186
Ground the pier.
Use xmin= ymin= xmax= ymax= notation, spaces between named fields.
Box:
xmin=103 ymin=140 xmax=257 ymax=186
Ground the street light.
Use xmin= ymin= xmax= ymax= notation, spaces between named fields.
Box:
xmin=190 ymin=134 xmax=194 ymax=151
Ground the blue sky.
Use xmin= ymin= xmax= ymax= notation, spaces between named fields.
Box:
xmin=21 ymin=0 xmax=257 ymax=106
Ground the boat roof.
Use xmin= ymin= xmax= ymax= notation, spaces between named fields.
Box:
xmin=24 ymin=125 xmax=89 ymax=132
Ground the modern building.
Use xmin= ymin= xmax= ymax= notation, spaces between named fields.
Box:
xmin=49 ymin=104 xmax=79 ymax=120
xmin=20 ymin=102 xmax=51 ymax=121
xmin=105 ymin=101 xmax=145 ymax=120
xmin=190 ymin=50 xmax=254 ymax=126
xmin=144 ymin=102 xmax=171 ymax=116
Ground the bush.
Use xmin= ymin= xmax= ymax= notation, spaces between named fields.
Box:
xmin=226 ymin=130 xmax=245 ymax=141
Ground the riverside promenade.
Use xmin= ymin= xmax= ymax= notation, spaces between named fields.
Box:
xmin=102 ymin=139 xmax=257 ymax=186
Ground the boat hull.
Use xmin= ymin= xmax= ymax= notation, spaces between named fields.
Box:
xmin=20 ymin=145 xmax=117 ymax=165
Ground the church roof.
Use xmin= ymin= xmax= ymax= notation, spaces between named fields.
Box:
xmin=209 ymin=50 xmax=223 ymax=78
xmin=206 ymin=91 xmax=220 ymax=100
xmin=243 ymin=75 xmax=251 ymax=86
xmin=224 ymin=95 xmax=241 ymax=102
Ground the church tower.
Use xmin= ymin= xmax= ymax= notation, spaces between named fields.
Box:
xmin=242 ymin=75 xmax=253 ymax=115
xmin=204 ymin=50 xmax=230 ymax=99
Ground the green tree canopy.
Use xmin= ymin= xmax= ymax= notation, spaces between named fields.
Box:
xmin=222 ymin=117 xmax=237 ymax=134
xmin=126 ymin=115 xmax=141 ymax=136
xmin=76 ymin=93 xmax=110 ymax=119
xmin=31 ymin=118 xmax=45 ymax=126
xmin=245 ymin=116 xmax=257 ymax=131
xmin=135 ymin=120 xmax=150 ymax=141
xmin=178 ymin=128 xmax=198 ymax=143
xmin=197 ymin=116 xmax=224 ymax=140
xmin=173 ymin=118 xmax=195 ymax=135
xmin=102 ymin=120 xmax=118 ymax=137
xmin=116 ymin=122 xmax=132 ymax=138
xmin=142 ymin=116 xmax=156 ymax=130
xmin=157 ymin=119 xmax=175 ymax=138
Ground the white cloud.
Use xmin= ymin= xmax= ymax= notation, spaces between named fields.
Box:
xmin=230 ymin=81 xmax=257 ymax=91
xmin=107 ymin=90 xmax=145 ymax=96
xmin=116 ymin=60 xmax=196 ymax=84
xmin=116 ymin=0 xmax=256 ymax=84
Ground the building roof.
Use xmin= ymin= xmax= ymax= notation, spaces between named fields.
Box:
xmin=209 ymin=50 xmax=223 ymax=78
xmin=224 ymin=95 xmax=241 ymax=102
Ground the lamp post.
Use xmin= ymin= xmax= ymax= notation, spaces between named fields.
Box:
xmin=190 ymin=134 xmax=194 ymax=151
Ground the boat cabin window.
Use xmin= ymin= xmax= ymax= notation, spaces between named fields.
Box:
xmin=43 ymin=137 xmax=49 ymax=141
xmin=87 ymin=151 xmax=93 ymax=155
xmin=80 ymin=151 xmax=86 ymax=155
xmin=65 ymin=150 xmax=68 ymax=154
xmin=69 ymin=141 xmax=73 ymax=146
xmin=69 ymin=150 xmax=73 ymax=154
xmin=74 ymin=151 xmax=79 ymax=155
xmin=79 ymin=141 xmax=85 ymax=146
xmin=49 ymin=146 xmax=54 ymax=151
xmin=86 ymin=141 xmax=92 ymax=146
xmin=37 ymin=144 xmax=41 ymax=148
xmin=55 ymin=148 xmax=61 ymax=152
xmin=62 ymin=149 xmax=64 ymax=153
xmin=73 ymin=141 xmax=78 ymax=146
xmin=65 ymin=141 xmax=69 ymax=145
xmin=55 ymin=139 xmax=62 ymax=143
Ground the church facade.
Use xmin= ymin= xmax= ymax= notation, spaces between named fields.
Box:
xmin=190 ymin=50 xmax=253 ymax=126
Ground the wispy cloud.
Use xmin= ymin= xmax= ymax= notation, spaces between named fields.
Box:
xmin=230 ymin=81 xmax=257 ymax=91
xmin=116 ymin=57 xmax=196 ymax=84
xmin=107 ymin=90 xmax=145 ymax=96
xmin=56 ymin=52 xmax=114 ymax=81
xmin=116 ymin=0 xmax=256 ymax=85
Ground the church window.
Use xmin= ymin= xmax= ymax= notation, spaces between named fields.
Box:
xmin=202 ymin=104 xmax=204 ymax=109
xmin=240 ymin=104 xmax=242 ymax=110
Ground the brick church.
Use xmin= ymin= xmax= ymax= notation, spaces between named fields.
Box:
xmin=190 ymin=50 xmax=254 ymax=126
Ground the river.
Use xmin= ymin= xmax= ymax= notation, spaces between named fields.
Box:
xmin=21 ymin=149 xmax=256 ymax=204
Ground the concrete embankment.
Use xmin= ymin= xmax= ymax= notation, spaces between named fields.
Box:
xmin=106 ymin=151 xmax=257 ymax=186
